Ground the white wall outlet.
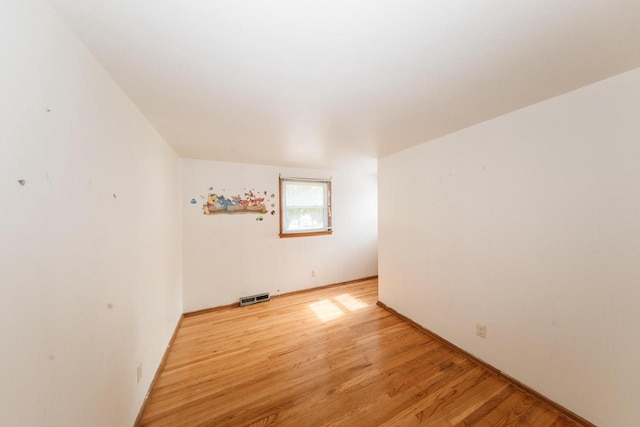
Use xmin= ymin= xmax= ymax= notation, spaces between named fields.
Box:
xmin=476 ymin=323 xmax=487 ymax=339
xmin=136 ymin=363 xmax=142 ymax=383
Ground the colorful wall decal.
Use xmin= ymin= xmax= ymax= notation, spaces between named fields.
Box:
xmin=202 ymin=187 xmax=274 ymax=215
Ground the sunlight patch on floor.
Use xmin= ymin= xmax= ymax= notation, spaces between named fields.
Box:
xmin=309 ymin=293 xmax=368 ymax=322
xmin=335 ymin=293 xmax=367 ymax=311
xmin=309 ymin=299 xmax=344 ymax=322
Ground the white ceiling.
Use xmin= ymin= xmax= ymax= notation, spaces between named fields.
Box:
xmin=48 ymin=0 xmax=640 ymax=169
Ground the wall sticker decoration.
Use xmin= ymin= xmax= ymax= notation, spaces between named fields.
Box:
xmin=199 ymin=187 xmax=275 ymax=216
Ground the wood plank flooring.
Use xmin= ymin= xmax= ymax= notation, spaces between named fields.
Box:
xmin=139 ymin=278 xmax=584 ymax=426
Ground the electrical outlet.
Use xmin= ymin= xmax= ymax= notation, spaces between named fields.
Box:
xmin=137 ymin=363 xmax=142 ymax=383
xmin=476 ymin=323 xmax=487 ymax=339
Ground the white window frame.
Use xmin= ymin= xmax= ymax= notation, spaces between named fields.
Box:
xmin=279 ymin=177 xmax=332 ymax=238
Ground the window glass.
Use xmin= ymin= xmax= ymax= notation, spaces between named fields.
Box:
xmin=280 ymin=178 xmax=332 ymax=237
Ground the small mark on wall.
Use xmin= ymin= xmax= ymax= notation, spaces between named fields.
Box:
xmin=107 ymin=303 xmax=113 ymax=310
xmin=190 ymin=198 xmax=197 ymax=204
xmin=49 ymin=355 xmax=55 ymax=361
xmin=17 ymin=179 xmax=26 ymax=186
xmin=113 ymin=193 xmax=117 ymax=198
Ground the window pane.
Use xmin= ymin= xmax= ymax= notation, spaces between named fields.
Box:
xmin=285 ymin=207 xmax=325 ymax=231
xmin=285 ymin=182 xmax=325 ymax=207
xmin=279 ymin=178 xmax=332 ymax=237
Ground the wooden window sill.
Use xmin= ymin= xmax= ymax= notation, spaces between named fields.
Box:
xmin=279 ymin=230 xmax=333 ymax=238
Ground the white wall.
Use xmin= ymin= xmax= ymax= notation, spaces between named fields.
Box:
xmin=181 ymin=158 xmax=378 ymax=312
xmin=0 ymin=1 xmax=182 ymax=426
xmin=379 ymin=67 xmax=640 ymax=426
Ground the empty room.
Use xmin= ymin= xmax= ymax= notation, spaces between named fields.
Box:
xmin=2 ymin=0 xmax=640 ymax=426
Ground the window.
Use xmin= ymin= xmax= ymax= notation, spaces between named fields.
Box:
xmin=279 ymin=177 xmax=332 ymax=238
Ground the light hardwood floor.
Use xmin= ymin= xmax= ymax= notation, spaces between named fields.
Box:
xmin=139 ymin=278 xmax=585 ymax=426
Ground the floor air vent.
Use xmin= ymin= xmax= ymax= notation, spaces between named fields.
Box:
xmin=239 ymin=292 xmax=270 ymax=307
